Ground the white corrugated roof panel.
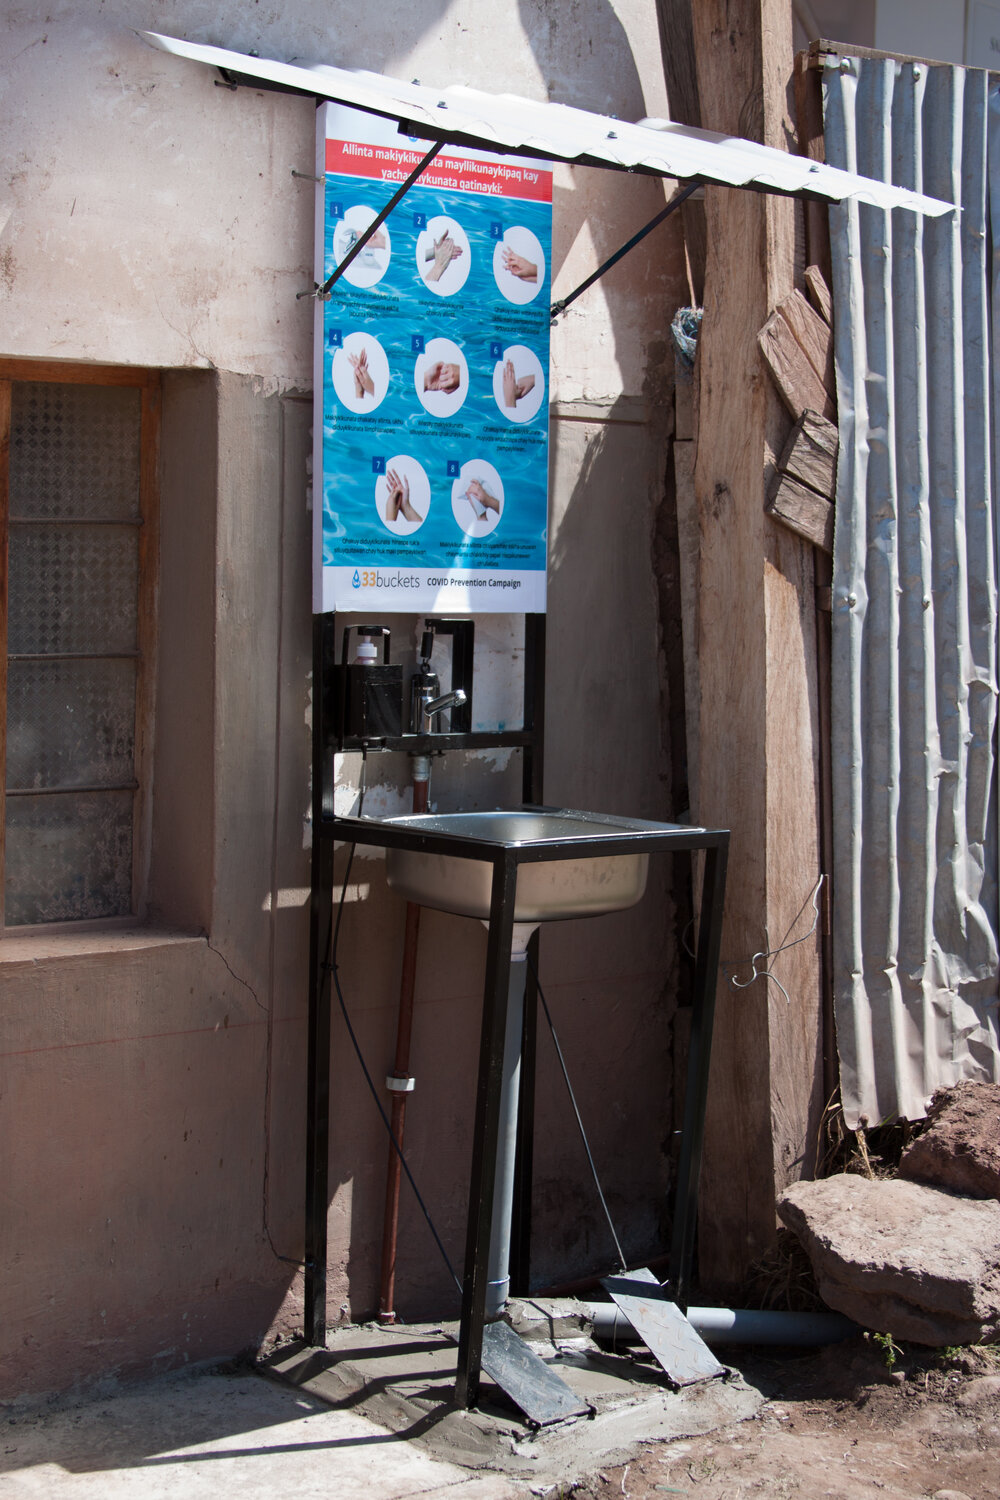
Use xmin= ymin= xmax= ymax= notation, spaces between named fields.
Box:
xmin=141 ymin=32 xmax=953 ymax=217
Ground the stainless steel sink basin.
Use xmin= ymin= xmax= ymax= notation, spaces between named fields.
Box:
xmin=383 ymin=809 xmax=649 ymax=923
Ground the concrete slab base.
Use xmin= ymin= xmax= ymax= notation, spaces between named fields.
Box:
xmin=0 ymin=1364 xmax=520 ymax=1500
xmin=262 ymin=1314 xmax=763 ymax=1490
xmin=1 ymin=1306 xmax=762 ymax=1498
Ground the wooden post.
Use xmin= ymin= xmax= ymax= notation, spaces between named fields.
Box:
xmin=654 ymin=0 xmax=707 ymax=302
xmin=689 ymin=1 xmax=824 ymax=1286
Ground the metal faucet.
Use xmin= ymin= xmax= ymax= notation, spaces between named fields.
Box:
xmin=423 ymin=687 xmax=466 ymax=732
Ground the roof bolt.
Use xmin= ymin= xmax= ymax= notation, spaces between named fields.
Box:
xmin=840 ymin=56 xmax=851 ymax=71
xmin=438 ymin=100 xmax=447 ymax=108
xmin=607 ymin=129 xmax=617 ymax=139
xmin=913 ymin=64 xmax=922 ymax=79
xmin=847 ymin=593 xmax=857 ymax=607
xmin=923 ymin=596 xmax=931 ymax=609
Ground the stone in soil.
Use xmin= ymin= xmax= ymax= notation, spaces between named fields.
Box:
xmin=777 ymin=1173 xmax=1000 ymax=1345
xmin=898 ymin=1079 xmax=1000 ymax=1201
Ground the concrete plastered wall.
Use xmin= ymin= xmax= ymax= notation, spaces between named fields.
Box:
xmin=0 ymin=0 xmax=690 ymax=1397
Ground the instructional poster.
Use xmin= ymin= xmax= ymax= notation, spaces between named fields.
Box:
xmin=313 ymin=103 xmax=551 ymax=614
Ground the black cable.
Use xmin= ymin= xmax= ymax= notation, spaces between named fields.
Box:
xmin=528 ymin=953 xmax=628 ymax=1272
xmin=326 ymin=771 xmax=462 ymax=1298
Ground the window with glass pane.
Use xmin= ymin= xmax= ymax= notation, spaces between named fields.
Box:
xmin=1 ymin=370 xmax=156 ymax=928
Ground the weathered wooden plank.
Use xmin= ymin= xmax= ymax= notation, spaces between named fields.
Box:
xmin=693 ymin=0 xmax=823 ymax=1289
xmin=776 ymin=408 xmax=838 ymax=499
xmin=766 ymin=472 xmax=834 ymax=552
xmin=133 ymin=382 xmax=161 ymax=915
xmin=654 ymin=0 xmax=706 ymax=302
xmin=674 ymin=360 xmax=697 ymax=443
xmin=0 ymin=379 xmax=9 ymax=931
xmin=805 ymin=264 xmax=833 ymax=327
xmin=780 ymin=288 xmax=835 ymax=400
xmin=673 ymin=432 xmax=699 ymax=814
xmin=758 ymin=309 xmax=834 ymax=421
xmin=794 ymin=50 xmax=833 ymax=290
xmin=0 ymin=359 xmax=157 ymax=387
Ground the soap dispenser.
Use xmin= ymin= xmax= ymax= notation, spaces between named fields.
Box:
xmin=333 ymin=624 xmax=403 ymax=745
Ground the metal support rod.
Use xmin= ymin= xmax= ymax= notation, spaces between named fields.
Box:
xmin=485 ymin=951 xmax=528 ymax=1318
xmin=302 ymin=141 xmax=445 ymax=301
xmin=378 ymin=769 xmax=429 ymax=1324
xmin=666 ymin=837 xmax=730 ymax=1308
xmin=304 ymin=613 xmax=338 ymax=1347
xmin=549 ymin=181 xmax=701 ymax=321
xmin=455 ymin=851 xmax=518 ymax=1408
xmin=509 ymin=937 xmax=537 ymax=1297
xmin=510 ymin=613 xmax=545 ymax=1295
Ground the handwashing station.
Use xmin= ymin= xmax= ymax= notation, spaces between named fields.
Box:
xmin=147 ymin=31 xmax=955 ymax=1425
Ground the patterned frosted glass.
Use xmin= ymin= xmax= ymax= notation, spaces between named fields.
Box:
xmin=6 ymin=659 xmax=136 ymax=791
xmin=7 ymin=524 xmax=139 ymax=656
xmin=4 ymin=791 xmax=133 ymax=925
xmin=9 ymin=382 xmax=141 ymax=520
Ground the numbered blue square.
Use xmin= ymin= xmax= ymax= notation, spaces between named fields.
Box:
xmin=446 ymin=460 xmax=460 ymax=478
xmin=413 ymin=211 xmax=427 ymax=229
xmin=328 ymin=200 xmax=343 ymax=219
xmin=371 ymin=456 xmax=386 ymax=475
xmin=327 ymin=328 xmax=343 ymax=348
xmin=490 ymin=222 xmax=504 ymax=239
xmin=411 ymin=334 xmax=425 ymax=354
xmin=489 ymin=340 xmax=504 ymax=361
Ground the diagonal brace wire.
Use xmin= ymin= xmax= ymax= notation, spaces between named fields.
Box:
xmin=327 ymin=816 xmax=462 ymax=1297
xmin=299 ymin=139 xmax=445 ymax=301
xmin=528 ymin=953 xmax=627 ymax=1272
xmin=550 ymin=180 xmax=701 ymax=321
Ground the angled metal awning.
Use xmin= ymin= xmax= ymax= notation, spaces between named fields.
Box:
xmin=141 ymin=31 xmax=952 ymax=217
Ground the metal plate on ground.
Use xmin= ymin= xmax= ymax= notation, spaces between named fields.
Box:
xmin=601 ymin=1267 xmax=726 ymax=1388
xmin=480 ymin=1319 xmax=591 ymax=1426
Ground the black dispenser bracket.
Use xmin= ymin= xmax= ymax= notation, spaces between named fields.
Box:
xmin=331 ymin=613 xmax=498 ymax=753
xmin=333 ymin=624 xmax=403 ymax=745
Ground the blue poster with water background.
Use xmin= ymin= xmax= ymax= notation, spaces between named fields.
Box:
xmin=313 ymin=103 xmax=551 ymax=614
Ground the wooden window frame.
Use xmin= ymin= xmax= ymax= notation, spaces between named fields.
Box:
xmin=0 ymin=359 xmax=160 ymax=934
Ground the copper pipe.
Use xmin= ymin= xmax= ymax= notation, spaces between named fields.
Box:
xmin=378 ymin=767 xmax=428 ymax=1323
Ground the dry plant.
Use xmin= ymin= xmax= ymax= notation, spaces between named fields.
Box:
xmin=815 ymin=1091 xmax=924 ymax=1181
xmin=743 ymin=1227 xmax=825 ymax=1312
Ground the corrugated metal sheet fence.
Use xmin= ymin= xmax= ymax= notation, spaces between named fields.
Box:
xmin=823 ymin=55 xmax=1000 ymax=1127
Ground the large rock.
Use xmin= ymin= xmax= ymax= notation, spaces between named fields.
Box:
xmin=777 ymin=1174 xmax=1000 ymax=1345
xmin=898 ymin=1080 xmax=1000 ymax=1200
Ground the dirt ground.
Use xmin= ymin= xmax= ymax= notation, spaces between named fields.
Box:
xmin=572 ymin=1337 xmax=1000 ymax=1500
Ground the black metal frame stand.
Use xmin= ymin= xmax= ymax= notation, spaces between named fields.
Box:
xmin=304 ymin=610 xmax=545 ymax=1349
xmin=328 ymin=810 xmax=728 ymax=1405
xmin=303 ymin=610 xmax=729 ymax=1410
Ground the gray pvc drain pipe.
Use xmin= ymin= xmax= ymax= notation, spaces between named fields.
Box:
xmin=587 ymin=1302 xmax=857 ymax=1346
xmin=484 ymin=947 xmax=528 ymax=1320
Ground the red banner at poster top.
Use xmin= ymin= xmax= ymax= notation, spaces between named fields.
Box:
xmin=325 ymin=139 xmax=553 ymax=202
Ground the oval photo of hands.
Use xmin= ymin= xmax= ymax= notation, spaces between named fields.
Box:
xmin=451 ymin=459 xmax=504 ymax=537
xmin=415 ymin=216 xmax=471 ymax=297
xmin=374 ymin=455 xmax=431 ymax=535
xmin=334 ymin=206 xmax=392 ymax=289
xmin=492 ymin=344 xmax=545 ymax=424
xmin=414 ymin=338 xmax=469 ymax=418
xmin=492 ymin=226 xmax=545 ymax=305
xmin=331 ymin=332 xmax=390 ymax=413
